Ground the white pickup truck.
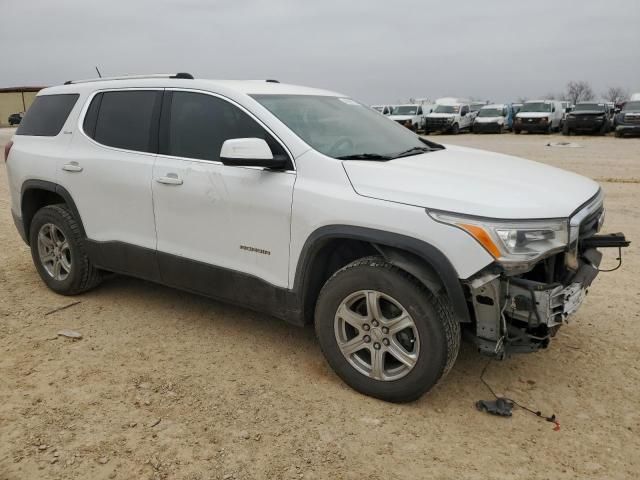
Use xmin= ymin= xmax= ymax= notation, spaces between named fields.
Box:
xmin=424 ymin=101 xmax=475 ymax=134
xmin=388 ymin=104 xmax=427 ymax=131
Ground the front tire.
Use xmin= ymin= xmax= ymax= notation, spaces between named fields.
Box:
xmin=314 ymin=257 xmax=460 ymax=403
xmin=451 ymin=123 xmax=459 ymax=135
xmin=29 ymin=204 xmax=102 ymax=295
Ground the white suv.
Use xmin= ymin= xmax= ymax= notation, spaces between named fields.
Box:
xmin=5 ymin=74 xmax=629 ymax=403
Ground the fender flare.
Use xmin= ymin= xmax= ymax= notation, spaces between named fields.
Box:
xmin=20 ymin=180 xmax=86 ymax=241
xmin=293 ymin=225 xmax=471 ymax=323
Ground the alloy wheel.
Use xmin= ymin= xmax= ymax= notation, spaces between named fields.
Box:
xmin=334 ymin=290 xmax=420 ymax=381
xmin=37 ymin=223 xmax=72 ymax=281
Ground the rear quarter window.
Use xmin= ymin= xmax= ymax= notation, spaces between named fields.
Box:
xmin=87 ymin=90 xmax=161 ymax=153
xmin=16 ymin=94 xmax=79 ymax=136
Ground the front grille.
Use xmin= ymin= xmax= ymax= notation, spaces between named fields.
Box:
xmin=521 ymin=117 xmax=542 ymax=124
xmin=575 ymin=115 xmax=598 ymax=121
xmin=426 ymin=118 xmax=450 ymax=127
xmin=579 ymin=204 xmax=604 ymax=238
xmin=624 ymin=114 xmax=640 ymax=124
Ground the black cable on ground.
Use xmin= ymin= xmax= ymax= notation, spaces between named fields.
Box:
xmin=479 ymin=359 xmax=561 ymax=431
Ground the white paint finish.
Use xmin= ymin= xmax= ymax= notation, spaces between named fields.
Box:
xmin=220 ymin=138 xmax=273 ymax=160
xmin=60 ymin=129 xmax=158 ymax=249
xmin=516 ymin=100 xmax=564 ymax=129
xmin=342 ymin=144 xmax=600 ymax=219
xmin=152 ymin=156 xmax=295 ymax=288
xmin=7 ymin=78 xmax=604 ymax=292
xmin=287 ymin=149 xmax=495 ymax=285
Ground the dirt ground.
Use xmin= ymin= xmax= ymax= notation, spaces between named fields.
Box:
xmin=1 ymin=129 xmax=639 ymax=480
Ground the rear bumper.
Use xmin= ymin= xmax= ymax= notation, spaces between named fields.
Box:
xmin=12 ymin=211 xmax=28 ymax=244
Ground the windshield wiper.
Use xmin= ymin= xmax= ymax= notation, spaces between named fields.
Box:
xmin=390 ymin=146 xmax=431 ymax=159
xmin=336 ymin=153 xmax=392 ymax=160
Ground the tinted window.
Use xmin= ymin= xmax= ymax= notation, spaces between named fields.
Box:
xmin=16 ymin=94 xmax=79 ymax=136
xmin=92 ymin=91 xmax=160 ymax=153
xmin=165 ymin=91 xmax=286 ymax=162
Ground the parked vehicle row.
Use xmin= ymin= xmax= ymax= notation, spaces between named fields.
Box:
xmin=372 ymin=95 xmax=640 ymax=137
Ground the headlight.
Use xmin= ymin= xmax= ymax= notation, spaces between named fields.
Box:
xmin=540 ymin=116 xmax=549 ymax=123
xmin=429 ymin=211 xmax=568 ymax=267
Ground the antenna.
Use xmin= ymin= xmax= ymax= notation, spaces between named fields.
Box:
xmin=95 ymin=66 xmax=102 ymax=78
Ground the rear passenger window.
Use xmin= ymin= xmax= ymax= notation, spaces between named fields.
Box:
xmin=16 ymin=94 xmax=79 ymax=136
xmin=87 ymin=90 xmax=161 ymax=153
xmin=164 ymin=91 xmax=287 ymax=162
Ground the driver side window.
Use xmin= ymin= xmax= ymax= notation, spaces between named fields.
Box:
xmin=163 ymin=91 xmax=288 ymax=163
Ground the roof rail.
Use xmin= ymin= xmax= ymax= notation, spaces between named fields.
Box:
xmin=63 ymin=72 xmax=194 ymax=85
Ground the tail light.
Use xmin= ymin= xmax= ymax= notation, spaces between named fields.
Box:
xmin=4 ymin=140 xmax=13 ymax=162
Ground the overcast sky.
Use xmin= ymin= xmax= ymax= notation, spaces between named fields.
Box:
xmin=2 ymin=0 xmax=639 ymax=104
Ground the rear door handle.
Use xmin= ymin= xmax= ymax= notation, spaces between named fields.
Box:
xmin=62 ymin=162 xmax=83 ymax=173
xmin=155 ymin=173 xmax=183 ymax=185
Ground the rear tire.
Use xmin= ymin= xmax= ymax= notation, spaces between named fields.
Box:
xmin=314 ymin=256 xmax=460 ymax=403
xmin=29 ymin=204 xmax=102 ymax=295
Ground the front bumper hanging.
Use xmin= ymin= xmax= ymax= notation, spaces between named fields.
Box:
xmin=466 ymin=233 xmax=630 ymax=358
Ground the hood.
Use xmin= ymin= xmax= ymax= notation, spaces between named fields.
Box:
xmin=571 ymin=110 xmax=606 ymax=116
xmin=389 ymin=115 xmax=416 ymax=121
xmin=475 ymin=116 xmax=504 ymax=123
xmin=428 ymin=113 xmax=456 ymax=119
xmin=516 ymin=112 xmax=551 ymax=118
xmin=342 ymin=145 xmax=599 ymax=219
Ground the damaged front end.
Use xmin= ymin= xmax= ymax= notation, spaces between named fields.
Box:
xmin=450 ymin=193 xmax=630 ymax=358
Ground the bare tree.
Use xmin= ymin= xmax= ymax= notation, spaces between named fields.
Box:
xmin=516 ymin=96 xmax=528 ymax=104
xmin=603 ymin=86 xmax=628 ymax=104
xmin=565 ymin=81 xmax=595 ymax=105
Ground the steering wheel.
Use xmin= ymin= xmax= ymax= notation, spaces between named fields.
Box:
xmin=330 ymin=136 xmax=355 ymax=154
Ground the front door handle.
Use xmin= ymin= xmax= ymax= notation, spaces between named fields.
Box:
xmin=62 ymin=162 xmax=83 ymax=173
xmin=155 ymin=173 xmax=183 ymax=185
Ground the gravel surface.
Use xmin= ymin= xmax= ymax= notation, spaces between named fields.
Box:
xmin=1 ymin=128 xmax=638 ymax=479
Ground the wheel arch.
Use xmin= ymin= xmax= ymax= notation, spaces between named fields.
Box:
xmin=293 ymin=225 xmax=471 ymax=326
xmin=20 ymin=180 xmax=85 ymax=245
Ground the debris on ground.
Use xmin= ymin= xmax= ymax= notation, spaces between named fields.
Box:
xmin=546 ymin=142 xmax=583 ymax=148
xmin=475 ymin=398 xmax=514 ymax=417
xmin=57 ymin=329 xmax=83 ymax=340
xmin=45 ymin=301 xmax=82 ymax=316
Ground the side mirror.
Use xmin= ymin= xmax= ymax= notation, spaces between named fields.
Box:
xmin=220 ymin=138 xmax=287 ymax=169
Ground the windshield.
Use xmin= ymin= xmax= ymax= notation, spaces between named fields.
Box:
xmin=622 ymin=101 xmax=640 ymax=112
xmin=478 ymin=108 xmax=504 ymax=117
xmin=391 ymin=106 xmax=418 ymax=115
xmin=574 ymin=103 xmax=605 ymax=112
xmin=434 ymin=104 xmax=460 ymax=114
xmin=521 ymin=102 xmax=551 ymax=113
xmin=252 ymin=95 xmax=435 ymax=159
